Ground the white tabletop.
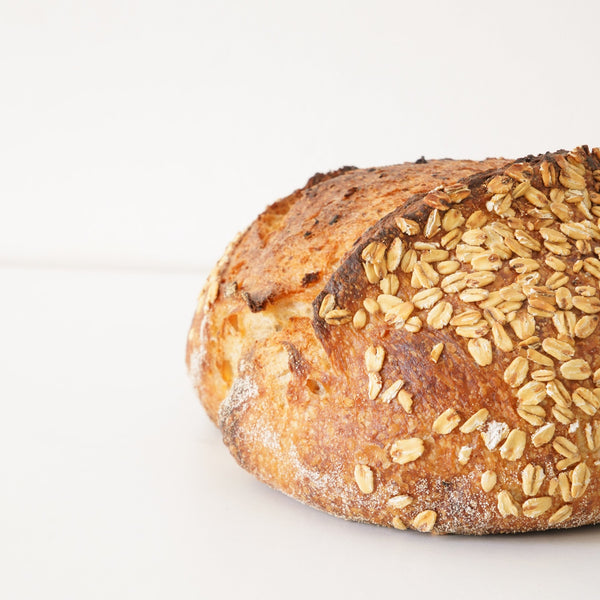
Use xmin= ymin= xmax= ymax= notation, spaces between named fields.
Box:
xmin=2 ymin=265 xmax=599 ymax=600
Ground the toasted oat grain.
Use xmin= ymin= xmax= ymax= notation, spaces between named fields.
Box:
xmin=552 ymin=404 xmax=576 ymax=425
xmin=522 ymin=464 xmax=545 ymax=496
xmin=491 ymin=322 xmax=513 ymax=352
xmin=368 ymin=372 xmax=383 ymax=400
xmin=442 ymin=208 xmax=465 ymax=231
xmin=572 ymin=387 xmax=600 ymax=416
xmin=363 ymin=297 xmax=380 ymax=314
xmin=319 ymin=293 xmax=336 ymax=318
xmin=500 ymin=429 xmax=526 ymax=461
xmin=460 ymin=288 xmax=490 ymax=303
xmin=379 ymin=379 xmax=405 ymax=404
xmin=450 ymin=310 xmax=482 ymax=327
xmin=560 ymin=359 xmax=592 ymax=381
xmin=531 ymin=369 xmax=555 ymax=382
xmin=456 ymin=321 xmax=490 ymax=338
xmin=354 ymin=464 xmax=374 ymax=494
xmin=504 ymin=357 xmax=529 ymax=387
xmin=523 ymin=497 xmax=552 ymax=518
xmin=430 ymin=342 xmax=444 ymax=363
xmin=396 ymin=389 xmax=414 ymax=413
xmin=413 ymin=510 xmax=437 ymax=533
xmin=387 ymin=494 xmax=413 ymax=510
xmin=437 ymin=260 xmax=460 ymax=275
xmin=412 ymin=287 xmax=443 ymax=309
xmin=558 ymin=472 xmax=572 ymax=502
xmin=546 ymin=380 xmax=571 ymax=407
xmin=517 ymin=382 xmax=547 ymax=407
xmin=553 ymin=436 xmax=579 ymax=459
xmin=404 ymin=316 xmax=422 ymax=333
xmin=467 ymin=338 xmax=493 ymax=366
xmin=532 ymin=423 xmax=556 ymax=447
xmin=390 ymin=438 xmax=424 ymax=464
xmin=542 ymin=337 xmax=575 ymax=362
xmin=571 ymin=463 xmax=591 ymax=499
xmin=548 ymin=505 xmax=572 ymax=525
xmin=510 ymin=311 xmax=536 ymax=340
xmin=481 ymin=470 xmax=497 ymax=492
xmin=324 ymin=309 xmax=352 ymax=325
xmin=353 ymin=308 xmax=368 ymax=329
xmin=396 ymin=216 xmax=420 ymax=236
xmin=432 ymin=408 xmax=461 ymax=434
xmin=527 ymin=348 xmax=554 ymax=367
xmin=497 ymin=490 xmax=520 ymax=517
xmin=365 ymin=345 xmax=385 ymax=373
xmin=427 ymin=301 xmax=453 ymax=330
xmin=386 ymin=237 xmax=404 ymax=272
xmin=459 ymin=408 xmax=489 ymax=434
xmin=573 ymin=296 xmax=600 ymax=314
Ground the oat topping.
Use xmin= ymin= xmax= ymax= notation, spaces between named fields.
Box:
xmin=458 ymin=446 xmax=472 ymax=465
xmin=379 ymin=379 xmax=405 ymax=404
xmin=548 ymin=505 xmax=572 ymax=525
xmin=522 ymin=464 xmax=545 ymax=496
xmin=467 ymin=338 xmax=493 ymax=366
xmin=353 ymin=308 xmax=368 ymax=329
xmin=500 ymin=429 xmax=527 ymax=461
xmin=481 ymin=470 xmax=497 ymax=492
xmin=497 ymin=490 xmax=520 ymax=517
xmin=571 ymin=462 xmax=591 ymax=498
xmin=396 ymin=389 xmax=414 ymax=413
xmin=364 ymin=345 xmax=385 ymax=373
xmin=432 ymin=408 xmax=461 ymax=434
xmin=430 ymin=342 xmax=444 ymax=363
xmin=522 ymin=497 xmax=552 ymax=518
xmin=390 ymin=438 xmax=425 ymax=464
xmin=320 ymin=147 xmax=600 ymax=531
xmin=413 ymin=510 xmax=437 ymax=532
xmin=459 ymin=408 xmax=489 ymax=434
xmin=354 ymin=464 xmax=374 ymax=494
xmin=391 ymin=516 xmax=407 ymax=530
xmin=531 ymin=423 xmax=556 ymax=447
xmin=387 ymin=494 xmax=413 ymax=509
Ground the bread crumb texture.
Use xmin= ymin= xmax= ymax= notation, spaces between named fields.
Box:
xmin=187 ymin=147 xmax=600 ymax=534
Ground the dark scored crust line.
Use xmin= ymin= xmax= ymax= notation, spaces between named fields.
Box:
xmin=314 ymin=146 xmax=600 ymax=533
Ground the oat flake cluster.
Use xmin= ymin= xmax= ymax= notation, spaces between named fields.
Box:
xmin=318 ymin=146 xmax=600 ymax=532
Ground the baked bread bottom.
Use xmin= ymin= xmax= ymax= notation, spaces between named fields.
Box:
xmin=187 ymin=148 xmax=600 ymax=534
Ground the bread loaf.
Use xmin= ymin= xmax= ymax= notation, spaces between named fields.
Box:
xmin=186 ymin=147 xmax=600 ymax=534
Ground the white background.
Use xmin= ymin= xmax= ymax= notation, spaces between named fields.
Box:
xmin=2 ymin=1 xmax=600 ymax=598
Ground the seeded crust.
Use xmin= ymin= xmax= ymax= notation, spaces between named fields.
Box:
xmin=187 ymin=148 xmax=600 ymax=534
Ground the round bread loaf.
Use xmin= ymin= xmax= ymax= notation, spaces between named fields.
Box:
xmin=186 ymin=147 xmax=600 ymax=534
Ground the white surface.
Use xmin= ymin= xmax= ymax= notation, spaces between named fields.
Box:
xmin=1 ymin=0 xmax=600 ymax=270
xmin=3 ymin=1 xmax=600 ymax=598
xmin=1 ymin=265 xmax=600 ymax=600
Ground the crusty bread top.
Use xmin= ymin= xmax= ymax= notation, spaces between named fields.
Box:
xmin=225 ymin=159 xmax=509 ymax=313
xmin=188 ymin=157 xmax=508 ymax=422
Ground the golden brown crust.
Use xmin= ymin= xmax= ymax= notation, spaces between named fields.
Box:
xmin=187 ymin=157 xmax=507 ymax=422
xmin=187 ymin=148 xmax=600 ymax=534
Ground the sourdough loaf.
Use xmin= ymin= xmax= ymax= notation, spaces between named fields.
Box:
xmin=187 ymin=147 xmax=600 ymax=534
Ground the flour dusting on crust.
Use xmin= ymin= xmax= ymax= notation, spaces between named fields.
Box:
xmin=218 ymin=371 xmax=258 ymax=428
xmin=286 ymin=444 xmax=396 ymax=516
xmin=188 ymin=348 xmax=205 ymax=388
